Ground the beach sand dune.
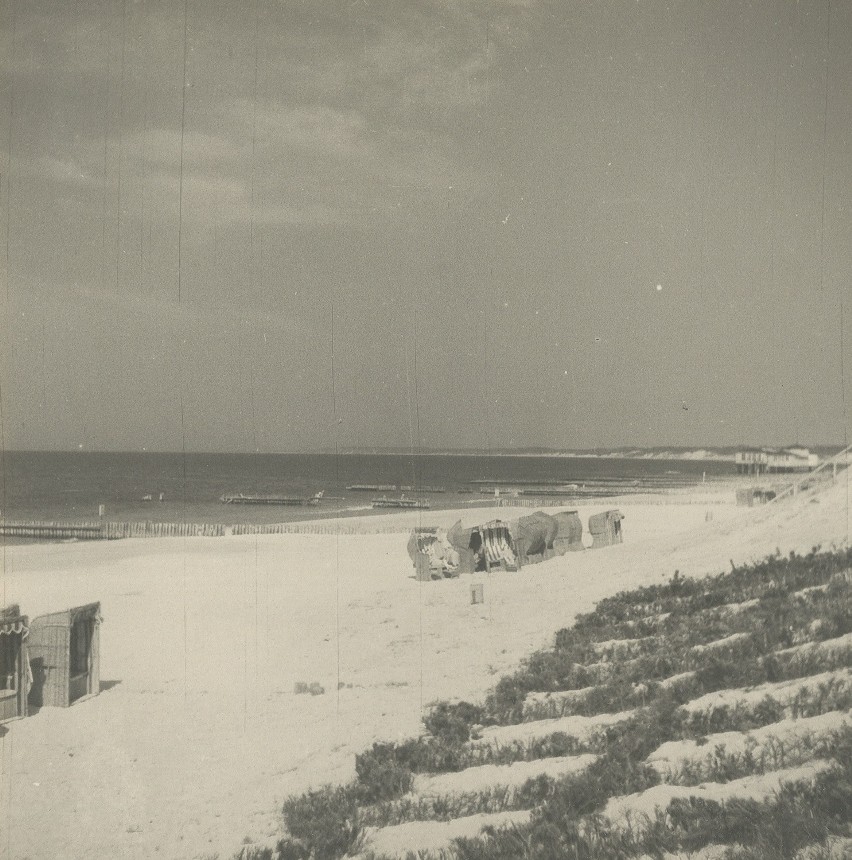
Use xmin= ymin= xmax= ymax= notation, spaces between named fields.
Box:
xmin=0 ymin=479 xmax=849 ymax=860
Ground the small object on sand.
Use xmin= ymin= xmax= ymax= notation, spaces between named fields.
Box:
xmin=294 ymin=681 xmax=325 ymax=696
xmin=470 ymin=583 xmax=485 ymax=605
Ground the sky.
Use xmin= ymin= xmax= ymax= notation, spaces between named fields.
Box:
xmin=0 ymin=0 xmax=850 ymax=453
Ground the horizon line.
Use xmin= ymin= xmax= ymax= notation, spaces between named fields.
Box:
xmin=0 ymin=443 xmax=845 ymax=457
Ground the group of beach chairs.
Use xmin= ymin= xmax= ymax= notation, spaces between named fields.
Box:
xmin=407 ymin=509 xmax=624 ymax=581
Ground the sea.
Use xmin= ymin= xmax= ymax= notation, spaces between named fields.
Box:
xmin=0 ymin=451 xmax=734 ymax=530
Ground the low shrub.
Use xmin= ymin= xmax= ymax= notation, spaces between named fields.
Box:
xmin=277 ymin=784 xmax=362 ymax=860
xmin=453 ymin=824 xmax=535 ymax=860
xmin=423 ymin=701 xmax=484 ymax=745
xmin=485 ymin=673 xmax=535 ymax=725
xmin=233 ymin=848 xmax=275 ymax=860
xmin=533 ymin=754 xmax=660 ymax=828
xmin=355 ymin=742 xmax=415 ymax=803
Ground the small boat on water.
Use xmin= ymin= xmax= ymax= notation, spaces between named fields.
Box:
xmin=372 ymin=496 xmax=431 ymax=509
xmin=346 ymin=484 xmax=397 ymax=492
xmin=220 ymin=491 xmax=324 ymax=506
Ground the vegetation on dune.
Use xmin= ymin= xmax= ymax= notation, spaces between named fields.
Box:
xmin=423 ymin=703 xmax=485 ymax=746
xmin=448 ymin=759 xmax=852 ymax=860
xmin=572 ymin=548 xmax=849 ymax=630
xmin=490 ymin=552 xmax=851 ymax=725
xmin=359 ymin=775 xmax=560 ymax=829
xmin=244 ymin=548 xmax=852 ymax=860
xmin=277 ymin=785 xmax=363 ymax=860
xmin=680 ymin=677 xmax=852 ymax=738
xmin=662 ymin=723 xmax=852 ymax=786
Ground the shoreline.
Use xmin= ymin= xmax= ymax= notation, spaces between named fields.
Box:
xmin=0 ymin=492 xmax=728 ymax=546
xmin=0 ymin=451 xmax=739 ymax=533
xmin=0 ymin=472 xmax=824 ymax=547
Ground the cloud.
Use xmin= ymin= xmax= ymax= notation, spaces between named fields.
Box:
xmin=5 ymin=0 xmax=541 ymax=230
xmin=117 ymin=95 xmax=461 ymax=226
xmin=13 ymin=154 xmax=100 ymax=188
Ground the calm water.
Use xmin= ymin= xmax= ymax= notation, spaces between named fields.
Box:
xmin=0 ymin=451 xmax=733 ymax=526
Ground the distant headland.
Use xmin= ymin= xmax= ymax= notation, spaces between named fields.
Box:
xmin=314 ymin=445 xmax=841 ymax=461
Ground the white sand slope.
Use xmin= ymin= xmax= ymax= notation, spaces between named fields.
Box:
xmin=718 ymin=598 xmax=760 ymax=615
xmin=470 ymin=709 xmax=636 ymax=750
xmin=658 ymin=671 xmax=697 ymax=691
xmin=680 ymin=668 xmax=852 ymax=716
xmin=688 ymin=632 xmax=752 ymax=655
xmin=618 ymin=611 xmax=672 ymax=631
xmin=647 ymin=710 xmax=851 ymax=778
xmin=413 ymin=753 xmax=597 ymax=800
xmin=0 ymin=475 xmax=849 ymax=860
xmin=522 ymin=686 xmax=598 ymax=719
xmin=356 ymin=809 xmax=531 ymax=859
xmin=795 ymin=836 xmax=852 ymax=860
xmin=590 ymin=637 xmax=656 ymax=660
xmin=774 ymin=632 xmax=852 ymax=663
xmin=639 ymin=847 xmax=743 ymax=860
xmin=602 ymin=760 xmax=838 ymax=833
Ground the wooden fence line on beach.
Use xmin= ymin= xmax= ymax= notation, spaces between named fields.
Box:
xmin=0 ymin=519 xmax=417 ymax=540
xmin=0 ymin=484 xmax=751 ymax=543
xmin=0 ymin=496 xmax=732 ymax=543
xmin=0 ymin=522 xmax=106 ymax=540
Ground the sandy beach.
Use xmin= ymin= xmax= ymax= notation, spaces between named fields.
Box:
xmin=0 ymin=476 xmax=850 ymax=860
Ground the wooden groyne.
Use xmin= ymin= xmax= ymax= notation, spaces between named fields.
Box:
xmin=0 ymin=522 xmax=106 ymax=540
xmin=0 ymin=520 xmax=232 ymax=540
xmin=0 ymin=519 xmax=415 ymax=541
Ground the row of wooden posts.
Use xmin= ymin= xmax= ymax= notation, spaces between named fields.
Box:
xmin=0 ymin=493 xmax=730 ymax=544
xmin=0 ymin=519 xmax=417 ymax=540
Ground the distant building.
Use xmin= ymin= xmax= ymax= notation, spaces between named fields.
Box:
xmin=735 ymin=446 xmax=819 ymax=475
